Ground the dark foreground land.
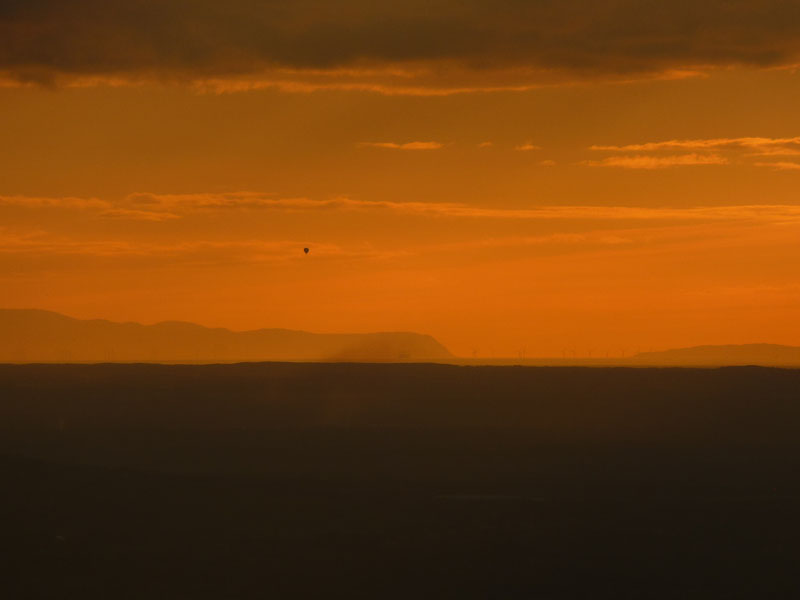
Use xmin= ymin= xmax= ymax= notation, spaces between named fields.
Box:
xmin=2 ymin=363 xmax=800 ymax=598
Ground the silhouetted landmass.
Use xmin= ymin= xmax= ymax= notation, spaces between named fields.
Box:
xmin=2 ymin=363 xmax=800 ymax=598
xmin=632 ymin=343 xmax=800 ymax=366
xmin=0 ymin=309 xmax=452 ymax=362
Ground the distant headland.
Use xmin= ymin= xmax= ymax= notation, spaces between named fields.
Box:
xmin=0 ymin=309 xmax=453 ymax=363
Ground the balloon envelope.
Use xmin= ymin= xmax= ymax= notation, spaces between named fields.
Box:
xmin=303 ymin=247 xmax=309 ymax=254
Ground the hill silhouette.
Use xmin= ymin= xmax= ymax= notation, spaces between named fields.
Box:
xmin=632 ymin=344 xmax=800 ymax=366
xmin=0 ymin=309 xmax=452 ymax=363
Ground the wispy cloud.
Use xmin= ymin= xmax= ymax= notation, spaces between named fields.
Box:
xmin=584 ymin=154 xmax=728 ymax=169
xmin=515 ymin=142 xmax=541 ymax=151
xmin=589 ymin=136 xmax=800 ymax=169
xmin=1 ymin=66 xmax=702 ymax=97
xmin=0 ymin=195 xmax=108 ymax=209
xmin=746 ymin=148 xmax=800 ymax=157
xmin=0 ymin=231 xmax=397 ymax=265
xmin=6 ymin=201 xmax=800 ymax=273
xmin=754 ymin=161 xmax=800 ymax=171
xmin=190 ymin=73 xmax=550 ymax=97
xmin=431 ymin=232 xmax=634 ymax=252
xmin=8 ymin=193 xmax=800 ymax=226
xmin=98 ymin=208 xmax=182 ymax=221
xmin=408 ymin=204 xmax=800 ymax=223
xmin=106 ymin=195 xmax=800 ymax=223
xmin=123 ymin=192 xmax=320 ymax=212
xmin=590 ymin=137 xmax=800 ymax=152
xmin=359 ymin=141 xmax=444 ymax=150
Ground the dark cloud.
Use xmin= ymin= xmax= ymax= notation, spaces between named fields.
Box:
xmin=3 ymin=0 xmax=800 ymax=86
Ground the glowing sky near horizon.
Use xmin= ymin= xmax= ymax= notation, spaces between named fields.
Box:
xmin=3 ymin=1 xmax=800 ymax=357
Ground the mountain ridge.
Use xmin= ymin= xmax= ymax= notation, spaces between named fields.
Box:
xmin=0 ymin=309 xmax=453 ymax=363
xmin=632 ymin=343 xmax=800 ymax=366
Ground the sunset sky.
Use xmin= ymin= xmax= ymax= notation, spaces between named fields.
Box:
xmin=3 ymin=1 xmax=800 ymax=357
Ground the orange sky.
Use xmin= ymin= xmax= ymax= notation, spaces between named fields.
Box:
xmin=3 ymin=2 xmax=800 ymax=357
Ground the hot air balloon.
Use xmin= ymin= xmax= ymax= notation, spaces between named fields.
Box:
xmin=303 ymin=247 xmax=309 ymax=254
